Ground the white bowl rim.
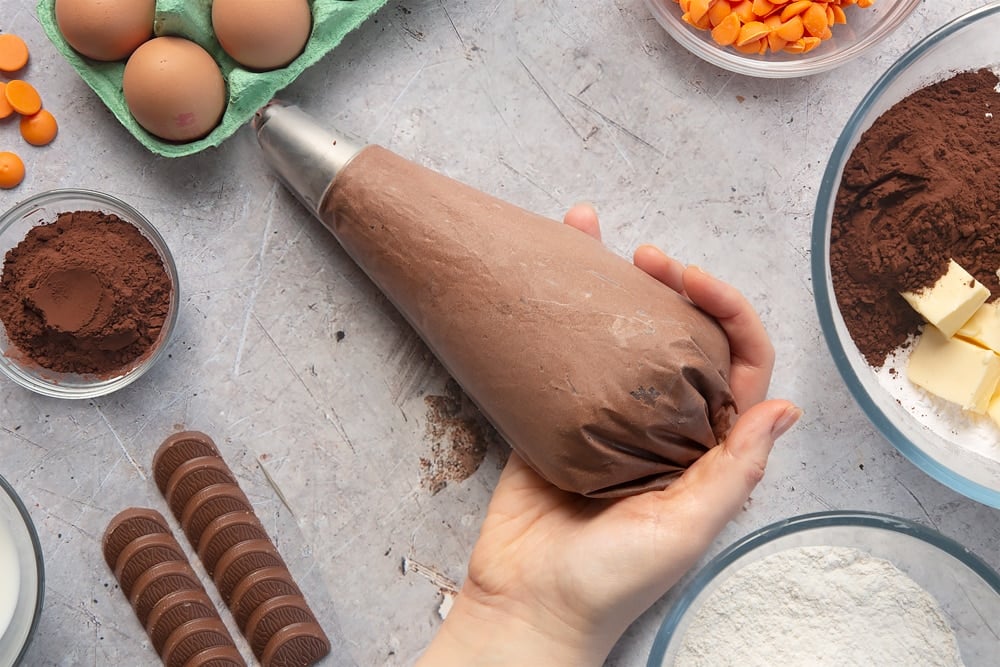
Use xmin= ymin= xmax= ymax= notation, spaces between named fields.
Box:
xmin=0 ymin=471 xmax=44 ymax=665
xmin=811 ymin=1 xmax=1000 ymax=508
xmin=646 ymin=510 xmax=1000 ymax=666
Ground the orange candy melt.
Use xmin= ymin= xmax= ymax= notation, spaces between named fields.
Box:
xmin=0 ymin=151 xmax=25 ymax=189
xmin=0 ymin=34 xmax=60 ymax=188
xmin=20 ymin=109 xmax=58 ymax=146
xmin=0 ymin=34 xmax=29 ymax=72
xmin=0 ymin=82 xmax=14 ymax=119
xmin=675 ymin=0 xmax=876 ymax=56
xmin=5 ymin=80 xmax=41 ymax=115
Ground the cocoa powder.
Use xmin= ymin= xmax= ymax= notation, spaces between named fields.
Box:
xmin=419 ymin=378 xmax=502 ymax=495
xmin=831 ymin=69 xmax=1000 ymax=367
xmin=0 ymin=210 xmax=172 ymax=375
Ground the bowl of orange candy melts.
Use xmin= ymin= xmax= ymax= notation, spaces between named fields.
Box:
xmin=644 ymin=0 xmax=921 ymax=77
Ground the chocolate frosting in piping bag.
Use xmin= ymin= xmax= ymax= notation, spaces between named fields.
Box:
xmin=256 ymin=104 xmax=736 ymax=498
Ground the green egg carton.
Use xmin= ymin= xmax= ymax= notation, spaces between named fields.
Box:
xmin=36 ymin=0 xmax=387 ymax=158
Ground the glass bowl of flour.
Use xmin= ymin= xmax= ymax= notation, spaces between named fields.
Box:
xmin=0 ymin=472 xmax=44 ymax=664
xmin=648 ymin=511 xmax=1000 ymax=666
xmin=813 ymin=3 xmax=1000 ymax=506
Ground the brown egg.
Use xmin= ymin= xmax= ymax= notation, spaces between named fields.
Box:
xmin=122 ymin=37 xmax=227 ymax=143
xmin=54 ymin=0 xmax=155 ymax=62
xmin=212 ymin=0 xmax=312 ymax=71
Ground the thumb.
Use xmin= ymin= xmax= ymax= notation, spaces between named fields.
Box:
xmin=670 ymin=399 xmax=801 ymax=546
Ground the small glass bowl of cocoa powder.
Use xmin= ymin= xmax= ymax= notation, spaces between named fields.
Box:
xmin=813 ymin=4 xmax=1000 ymax=505
xmin=0 ymin=189 xmax=179 ymax=398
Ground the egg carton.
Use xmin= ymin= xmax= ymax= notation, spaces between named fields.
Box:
xmin=36 ymin=0 xmax=388 ymax=158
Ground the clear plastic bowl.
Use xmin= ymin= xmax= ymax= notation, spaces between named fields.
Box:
xmin=0 ymin=472 xmax=44 ymax=666
xmin=648 ymin=511 xmax=1000 ymax=666
xmin=644 ymin=0 xmax=921 ymax=78
xmin=0 ymin=189 xmax=179 ymax=399
xmin=812 ymin=3 xmax=1000 ymax=507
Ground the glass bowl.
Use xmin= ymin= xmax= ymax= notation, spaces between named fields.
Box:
xmin=644 ymin=0 xmax=921 ymax=78
xmin=648 ymin=511 xmax=1000 ymax=666
xmin=0 ymin=189 xmax=179 ymax=399
xmin=0 ymin=472 xmax=44 ymax=666
xmin=812 ymin=3 xmax=1000 ymax=507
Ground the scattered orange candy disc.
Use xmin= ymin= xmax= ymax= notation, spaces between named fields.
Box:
xmin=0 ymin=37 xmax=54 ymax=188
xmin=5 ymin=80 xmax=42 ymax=116
xmin=20 ymin=109 xmax=58 ymax=146
xmin=0 ymin=34 xmax=29 ymax=72
xmin=0 ymin=82 xmax=14 ymax=119
xmin=0 ymin=152 xmax=25 ymax=189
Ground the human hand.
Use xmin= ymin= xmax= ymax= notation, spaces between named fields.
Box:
xmin=417 ymin=204 xmax=800 ymax=666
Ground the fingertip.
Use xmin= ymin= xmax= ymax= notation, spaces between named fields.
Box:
xmin=724 ymin=399 xmax=799 ymax=460
xmin=772 ymin=403 xmax=803 ymax=440
xmin=682 ymin=264 xmax=721 ymax=298
xmin=563 ymin=202 xmax=601 ymax=240
xmin=634 ymin=244 xmax=686 ymax=293
xmin=661 ymin=400 xmax=799 ymax=544
xmin=633 ymin=243 xmax=664 ymax=265
xmin=682 ymin=265 xmax=754 ymax=324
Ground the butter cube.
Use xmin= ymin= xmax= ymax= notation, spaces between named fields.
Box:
xmin=901 ymin=260 xmax=989 ymax=337
xmin=957 ymin=301 xmax=1000 ymax=353
xmin=908 ymin=326 xmax=1000 ymax=414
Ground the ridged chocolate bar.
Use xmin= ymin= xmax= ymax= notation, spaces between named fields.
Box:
xmin=152 ymin=431 xmax=330 ymax=665
xmin=196 ymin=511 xmax=270 ymax=576
xmin=180 ymin=483 xmax=254 ymax=547
xmin=114 ymin=532 xmax=187 ymax=599
xmin=161 ymin=617 xmax=238 ymax=667
xmin=260 ymin=622 xmax=331 ymax=667
xmin=229 ymin=566 xmax=301 ymax=631
xmin=165 ymin=456 xmax=238 ymax=518
xmin=104 ymin=507 xmax=245 ymax=666
xmin=146 ymin=589 xmax=219 ymax=656
xmin=129 ymin=560 xmax=203 ymax=627
xmin=244 ymin=594 xmax=315 ymax=659
xmin=102 ymin=507 xmax=170 ymax=570
xmin=212 ymin=539 xmax=285 ymax=604
xmin=153 ymin=431 xmax=222 ymax=493
xmin=180 ymin=645 xmax=245 ymax=667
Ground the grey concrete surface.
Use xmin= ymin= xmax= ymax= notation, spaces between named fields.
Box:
xmin=2 ymin=0 xmax=999 ymax=665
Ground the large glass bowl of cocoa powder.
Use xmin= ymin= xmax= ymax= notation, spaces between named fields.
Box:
xmin=813 ymin=3 xmax=1000 ymax=506
xmin=0 ymin=189 xmax=179 ymax=399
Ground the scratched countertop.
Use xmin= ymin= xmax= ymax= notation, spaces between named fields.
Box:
xmin=3 ymin=1 xmax=1000 ymax=665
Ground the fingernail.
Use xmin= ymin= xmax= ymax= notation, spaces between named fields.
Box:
xmin=772 ymin=405 xmax=803 ymax=439
xmin=688 ymin=265 xmax=713 ymax=278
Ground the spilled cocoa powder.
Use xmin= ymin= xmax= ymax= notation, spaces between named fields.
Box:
xmin=0 ymin=210 xmax=172 ymax=375
xmin=419 ymin=378 xmax=503 ymax=494
xmin=831 ymin=69 xmax=1000 ymax=367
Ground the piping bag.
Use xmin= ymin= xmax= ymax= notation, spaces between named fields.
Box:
xmin=253 ymin=101 xmax=737 ymax=498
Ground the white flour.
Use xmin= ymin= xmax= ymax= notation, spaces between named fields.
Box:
xmin=673 ymin=546 xmax=965 ymax=667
